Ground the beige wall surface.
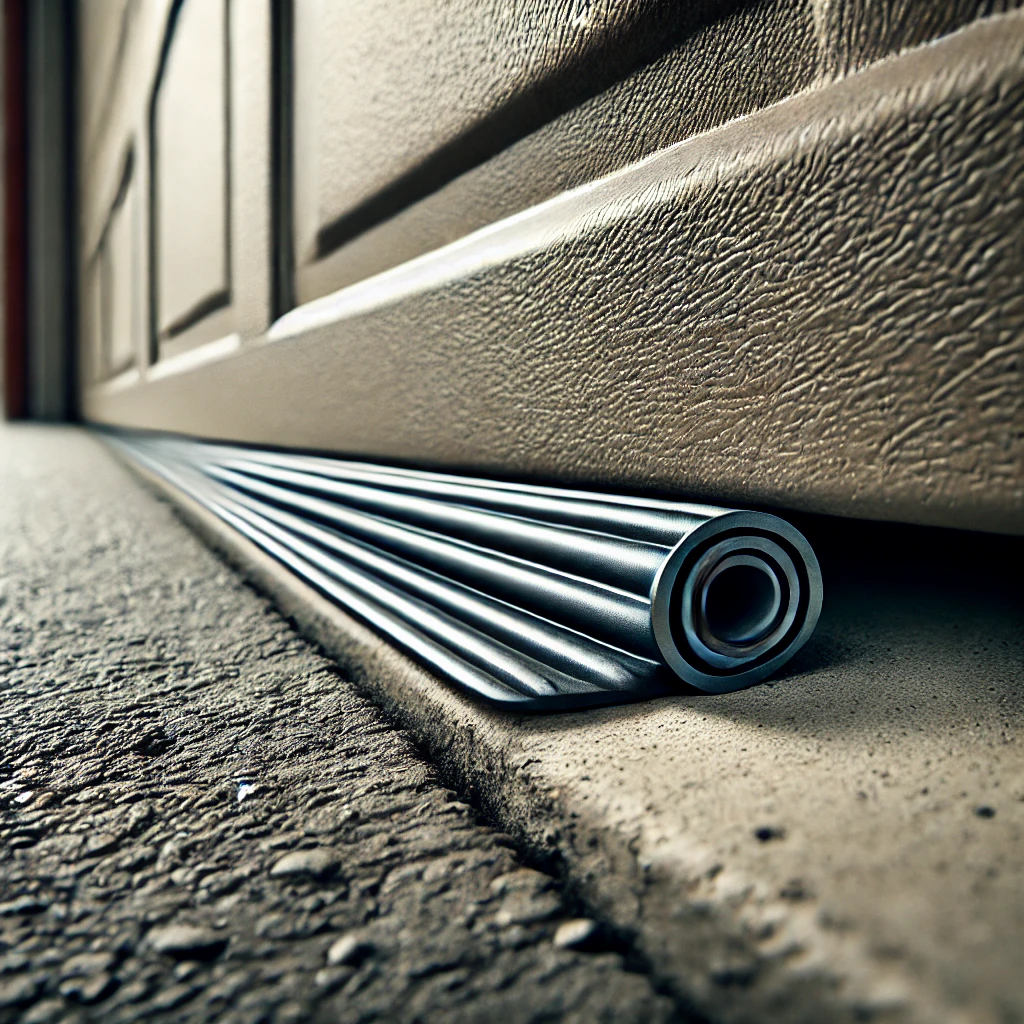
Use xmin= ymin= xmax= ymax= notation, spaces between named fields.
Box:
xmin=294 ymin=0 xmax=1024 ymax=304
xmin=290 ymin=0 xmax=706 ymax=274
xmin=76 ymin=0 xmax=260 ymax=382
xmin=153 ymin=0 xmax=230 ymax=340
xmin=78 ymin=1 xmax=1024 ymax=534
xmin=104 ymin=172 xmax=139 ymax=375
xmin=77 ymin=0 xmax=133 ymax=158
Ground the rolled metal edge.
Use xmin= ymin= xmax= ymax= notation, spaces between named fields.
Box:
xmin=109 ymin=430 xmax=823 ymax=705
xmin=109 ymin=434 xmax=673 ymax=711
xmin=650 ymin=511 xmax=823 ymax=693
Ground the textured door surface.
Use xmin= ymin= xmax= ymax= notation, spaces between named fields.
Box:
xmin=77 ymin=0 xmax=1024 ymax=534
xmin=152 ymin=0 xmax=231 ymax=346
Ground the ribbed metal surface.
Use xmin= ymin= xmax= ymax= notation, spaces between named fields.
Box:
xmin=109 ymin=433 xmax=823 ymax=710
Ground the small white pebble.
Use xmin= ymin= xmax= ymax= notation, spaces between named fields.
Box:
xmin=326 ymin=934 xmax=370 ymax=966
xmin=314 ymin=967 xmax=351 ymax=992
xmin=236 ymin=783 xmax=257 ymax=803
xmin=147 ymin=923 xmax=226 ymax=959
xmin=553 ymin=918 xmax=598 ymax=950
xmin=270 ymin=847 xmax=340 ymax=880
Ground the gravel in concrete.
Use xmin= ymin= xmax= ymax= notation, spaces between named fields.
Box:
xmin=0 ymin=426 xmax=681 ymax=1024
xmin=165 ymin=433 xmax=1024 ymax=1023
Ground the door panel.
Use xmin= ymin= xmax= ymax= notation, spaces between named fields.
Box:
xmin=77 ymin=0 xmax=133 ymax=154
xmin=290 ymin=0 xmax=745 ymax=302
xmin=816 ymin=0 xmax=1023 ymax=74
xmin=295 ymin=0 xmax=821 ymax=303
xmin=153 ymin=0 xmax=231 ymax=344
xmin=77 ymin=2 xmax=1024 ymax=536
xmin=105 ymin=169 xmax=140 ymax=376
xmin=85 ymin=15 xmax=1024 ymax=535
xmin=77 ymin=0 xmax=249 ymax=380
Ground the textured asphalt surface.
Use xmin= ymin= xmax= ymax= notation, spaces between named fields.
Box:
xmin=0 ymin=426 xmax=680 ymax=1024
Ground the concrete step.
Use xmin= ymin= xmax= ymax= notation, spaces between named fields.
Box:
xmin=114 ymin=429 xmax=1024 ymax=1024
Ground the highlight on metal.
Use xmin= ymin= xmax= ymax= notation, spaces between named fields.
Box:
xmin=108 ymin=432 xmax=823 ymax=711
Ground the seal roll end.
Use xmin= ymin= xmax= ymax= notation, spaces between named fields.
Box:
xmin=651 ymin=512 xmax=822 ymax=693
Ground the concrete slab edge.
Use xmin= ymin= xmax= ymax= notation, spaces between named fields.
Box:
xmin=109 ymin=440 xmax=947 ymax=1024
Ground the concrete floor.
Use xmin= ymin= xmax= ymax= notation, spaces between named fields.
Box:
xmin=371 ymin=523 xmax=1024 ymax=1024
xmin=3 ymin=425 xmax=1022 ymax=1024
xmin=0 ymin=426 xmax=679 ymax=1023
xmin=130 ymin=432 xmax=1024 ymax=1024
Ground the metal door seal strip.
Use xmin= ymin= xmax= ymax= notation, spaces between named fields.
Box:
xmin=108 ymin=432 xmax=822 ymax=711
